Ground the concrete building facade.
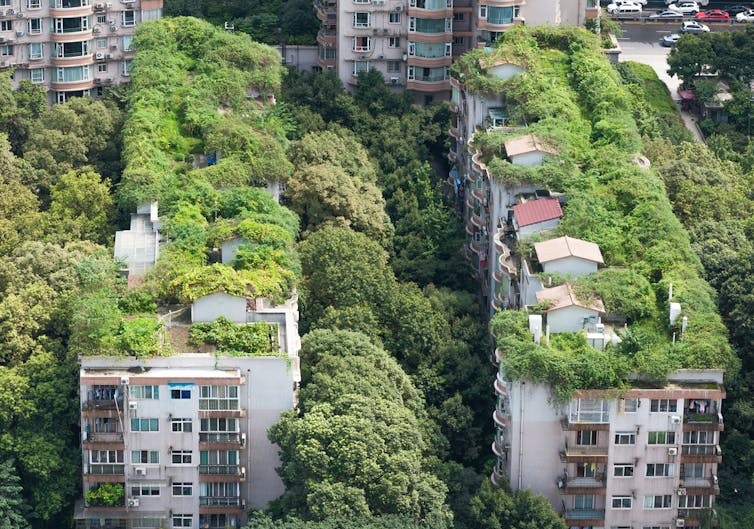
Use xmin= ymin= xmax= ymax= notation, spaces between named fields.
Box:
xmin=0 ymin=0 xmax=161 ymax=103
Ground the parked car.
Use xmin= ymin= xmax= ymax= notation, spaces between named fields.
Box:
xmin=650 ymin=9 xmax=685 ymax=17
xmin=680 ymin=20 xmax=711 ymax=31
xmin=668 ymin=1 xmax=701 ymax=14
xmin=667 ymin=0 xmax=707 ymax=6
xmin=607 ymin=0 xmax=643 ymax=13
xmin=724 ymin=5 xmax=751 ymax=16
xmin=661 ymin=33 xmax=683 ymax=46
xmin=695 ymin=9 xmax=731 ymax=18
xmin=736 ymin=8 xmax=754 ymax=20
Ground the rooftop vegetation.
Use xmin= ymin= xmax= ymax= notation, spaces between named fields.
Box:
xmin=457 ymin=26 xmax=736 ymax=394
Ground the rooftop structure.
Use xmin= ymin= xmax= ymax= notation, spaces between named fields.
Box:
xmin=512 ymin=197 xmax=563 ymax=228
xmin=114 ymin=202 xmax=161 ymax=283
xmin=534 ymin=236 xmax=604 ymax=267
xmin=0 ymin=0 xmax=162 ymax=103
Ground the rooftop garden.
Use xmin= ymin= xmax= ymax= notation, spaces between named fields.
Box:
xmin=457 ymin=26 xmax=736 ymax=394
xmin=73 ymin=18 xmax=299 ymax=358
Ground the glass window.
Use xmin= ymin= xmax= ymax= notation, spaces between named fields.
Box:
xmin=611 ymin=496 xmax=632 ymax=509
xmin=574 ymin=494 xmax=594 ymax=510
xmin=352 ymin=12 xmax=370 ymax=27
xmin=678 ymin=495 xmax=711 ymax=509
xmin=122 ymin=10 xmax=135 ymax=26
xmin=90 ymin=450 xmax=124 ymax=463
xmin=0 ymin=45 xmax=13 ymax=56
xmin=0 ymin=21 xmax=10 ymax=31
xmin=643 ymin=495 xmax=672 ymax=509
xmin=141 ymin=8 xmax=161 ymax=21
xmin=683 ymin=431 xmax=714 ymax=444
xmin=648 ymin=431 xmax=676 ymax=445
xmin=96 ymin=13 xmax=106 ymax=23
xmin=389 ymin=12 xmax=401 ymax=23
xmin=685 ymin=463 xmax=705 ymax=479
xmin=27 ymin=0 xmax=41 ymax=8
xmin=387 ymin=61 xmax=400 ymax=73
xmin=171 ymin=389 xmax=191 ymax=399
xmin=172 ymin=482 xmax=193 ymax=496
xmin=614 ymin=432 xmax=636 ymax=445
xmin=29 ymin=42 xmax=43 ymax=59
xmin=621 ymin=398 xmax=638 ymax=413
xmin=650 ymin=399 xmax=677 ymax=412
xmin=388 ymin=37 xmax=400 ymax=47
xmin=352 ymin=36 xmax=371 ymax=51
xmin=122 ymin=34 xmax=133 ymax=51
xmin=172 ymin=514 xmax=192 ymax=528
xmin=171 ymin=418 xmax=192 ymax=432
xmin=576 ymin=430 xmax=597 ymax=446
xmin=172 ymin=450 xmax=192 ymax=464
xmin=97 ymin=38 xmax=107 ymax=48
xmin=30 ymin=68 xmax=44 ymax=83
xmin=199 ymin=386 xmax=239 ymax=410
xmin=613 ymin=463 xmax=634 ymax=477
xmin=130 ymin=385 xmax=159 ymax=399
xmin=131 ymin=485 xmax=160 ymax=496
xmin=97 ymin=63 xmax=108 ymax=72
xmin=27 ymin=18 xmax=41 ymax=33
xmin=646 ymin=463 xmax=674 ymax=477
xmin=131 ymin=450 xmax=159 ymax=464
xmin=131 ymin=418 xmax=159 ymax=432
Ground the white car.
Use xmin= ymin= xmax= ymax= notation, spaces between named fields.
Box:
xmin=736 ymin=9 xmax=754 ymax=21
xmin=666 ymin=0 xmax=707 ymax=6
xmin=668 ymin=1 xmax=700 ymax=14
xmin=606 ymin=0 xmax=643 ymax=13
xmin=680 ymin=20 xmax=711 ymax=32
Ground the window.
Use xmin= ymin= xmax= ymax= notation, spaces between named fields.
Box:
xmin=122 ymin=34 xmax=133 ymax=51
xmin=142 ymin=8 xmax=162 ymax=21
xmin=389 ymin=12 xmax=401 ymax=23
xmin=650 ymin=399 xmax=677 ymax=413
xmin=614 ymin=431 xmax=636 ymax=445
xmin=27 ymin=18 xmax=41 ymax=33
xmin=648 ymin=431 xmax=676 ymax=445
xmin=199 ymin=386 xmax=239 ymax=410
xmin=643 ymin=495 xmax=672 ymax=509
xmin=131 ymin=450 xmax=159 ymax=464
xmin=646 ymin=463 xmax=674 ymax=477
xmin=131 ymin=418 xmax=159 ymax=432
xmin=643 ymin=527 xmax=671 ymax=529
xmin=200 ymin=418 xmax=239 ymax=442
xmin=200 ymin=514 xmax=232 ymax=529
xmin=479 ymin=4 xmax=487 ymax=18
xmin=613 ymin=463 xmax=634 ymax=477
xmin=354 ymin=60 xmax=370 ymax=76
xmin=96 ymin=13 xmax=106 ymax=23
xmin=131 ymin=485 xmax=160 ymax=496
xmin=0 ymin=45 xmax=13 ymax=56
xmin=683 ymin=431 xmax=713 ymax=444
xmin=97 ymin=38 xmax=107 ymax=48
xmin=452 ymin=36 xmax=464 ymax=46
xmin=30 ymin=68 xmax=44 ymax=83
xmin=55 ymin=65 xmax=93 ymax=83
xmin=684 ymin=463 xmax=706 ymax=479
xmin=90 ymin=450 xmax=124 ymax=463
xmin=387 ymin=61 xmax=400 ymax=73
xmin=29 ymin=42 xmax=43 ymax=59
xmin=620 ymin=398 xmax=638 ymax=413
xmin=569 ymin=398 xmax=610 ymax=423
xmin=573 ymin=494 xmax=594 ymax=510
xmin=352 ymin=12 xmax=370 ymax=28
xmin=133 ymin=519 xmax=165 ymax=528
xmin=354 ymin=0 xmax=369 ymax=3
xmin=27 ymin=0 xmax=41 ymax=8
xmin=388 ymin=37 xmax=400 ymax=48
xmin=352 ymin=36 xmax=371 ymax=52
xmin=611 ymin=496 xmax=632 ymax=509
xmin=0 ymin=21 xmax=10 ymax=31
xmin=576 ymin=430 xmax=597 ymax=446
xmin=130 ymin=385 xmax=158 ymax=399
xmin=122 ymin=10 xmax=135 ymax=26
xmin=453 ymin=12 xmax=464 ymax=20
xmin=172 ymin=482 xmax=193 ymax=496
xmin=122 ymin=60 xmax=131 ymax=76
xmin=200 ymin=450 xmax=238 ymax=466
xmin=172 ymin=514 xmax=192 ymax=528
xmin=575 ymin=462 xmax=595 ymax=478
xmin=0 ymin=0 xmax=8 ymax=6
xmin=678 ymin=495 xmax=711 ymax=509
xmin=171 ymin=389 xmax=191 ymax=399
xmin=171 ymin=418 xmax=192 ymax=432
xmin=171 ymin=450 xmax=192 ymax=465
xmin=98 ymin=63 xmax=108 ymax=72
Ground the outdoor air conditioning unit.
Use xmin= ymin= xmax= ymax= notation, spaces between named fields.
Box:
xmin=0 ymin=61 xmax=8 ymax=68
xmin=394 ymin=4 xmax=404 ymax=10
xmin=0 ymin=10 xmax=5 ymax=17
xmin=134 ymin=467 xmax=146 ymax=476
xmin=15 ymin=30 xmax=24 ymax=37
xmin=93 ymin=27 xmax=101 ymax=33
xmin=390 ymin=76 xmax=399 ymax=84
xmin=7 ymin=8 xmax=14 ymax=14
xmin=0 ymin=37 xmax=6 ymax=43
xmin=120 ymin=377 xmax=129 ymax=385
xmin=110 ymin=24 xmax=117 ymax=32
xmin=240 ymin=466 xmax=247 ymax=480
xmin=16 ymin=11 xmax=24 ymax=18
xmin=240 ymin=433 xmax=247 ymax=447
xmin=128 ymin=401 xmax=138 ymax=410
xmin=668 ymin=447 xmax=678 ymax=456
xmin=677 ymin=487 xmax=687 ymax=496
xmin=127 ymin=498 xmax=139 ymax=507
xmin=94 ymin=2 xmax=105 ymax=8
xmin=676 ymin=519 xmax=685 ymax=528
xmin=671 ymin=415 xmax=682 ymax=425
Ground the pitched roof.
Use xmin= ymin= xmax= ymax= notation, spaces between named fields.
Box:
xmin=512 ymin=198 xmax=563 ymax=227
xmin=534 ymin=236 xmax=604 ymax=265
xmin=535 ymin=283 xmax=605 ymax=314
xmin=504 ymin=134 xmax=558 ymax=158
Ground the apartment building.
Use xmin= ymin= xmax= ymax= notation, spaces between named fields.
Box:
xmin=0 ymin=0 xmax=161 ymax=103
xmin=315 ymin=0 xmax=598 ymax=101
xmin=453 ymin=42 xmax=724 ymax=529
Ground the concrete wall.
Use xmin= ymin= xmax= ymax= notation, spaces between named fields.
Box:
xmin=221 ymin=238 xmax=244 ymax=265
xmin=274 ymin=45 xmax=318 ymax=72
xmin=545 ymin=305 xmax=599 ymax=334
xmin=515 ymin=217 xmax=560 ymax=238
xmin=509 ymin=150 xmax=547 ymax=168
xmin=542 ymin=256 xmax=598 ymax=277
xmin=488 ymin=63 xmax=525 ymax=80
xmin=191 ymin=292 xmax=247 ymax=323
xmin=519 ymin=258 xmax=542 ymax=307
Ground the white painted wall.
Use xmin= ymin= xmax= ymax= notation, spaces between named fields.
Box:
xmin=509 ymin=150 xmax=547 ymax=168
xmin=545 ymin=306 xmax=600 ymax=334
xmin=515 ymin=217 xmax=561 ymax=238
xmin=221 ymin=238 xmax=244 ymax=265
xmin=519 ymin=258 xmax=543 ymax=307
xmin=488 ymin=63 xmax=525 ymax=80
xmin=542 ymin=256 xmax=598 ymax=277
xmin=191 ymin=292 xmax=247 ymax=323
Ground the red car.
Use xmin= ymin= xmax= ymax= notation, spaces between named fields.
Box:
xmin=695 ymin=9 xmax=730 ymax=18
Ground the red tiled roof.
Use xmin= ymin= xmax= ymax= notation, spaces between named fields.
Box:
xmin=513 ymin=198 xmax=563 ymax=228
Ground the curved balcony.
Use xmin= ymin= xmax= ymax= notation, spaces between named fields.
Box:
xmin=50 ymin=5 xmax=93 ymax=16
xmin=491 ymin=436 xmax=507 ymax=457
xmin=408 ymin=55 xmax=453 ymax=68
xmin=494 ymin=374 xmax=508 ymax=396
xmin=408 ymin=32 xmax=453 ymax=44
xmin=449 ymin=126 xmax=461 ymax=139
xmin=408 ymin=6 xmax=454 ymax=17
xmin=51 ymin=79 xmax=95 ymax=91
xmin=492 ymin=290 xmax=507 ymax=310
xmin=470 ymin=213 xmax=484 ymax=230
xmin=494 ymin=347 xmax=503 ymax=364
xmin=317 ymin=30 xmax=337 ymax=45
xmin=465 ymin=194 xmax=474 ymax=210
xmin=450 ymin=76 xmax=461 ymax=89
xmin=51 ymin=54 xmax=95 ymax=67
xmin=469 ymin=239 xmax=483 ymax=255
xmin=316 ymin=7 xmax=337 ymax=23
xmin=493 ymin=409 xmax=508 ymax=428
xmin=447 ymin=150 xmax=457 ymax=163
xmin=499 ymin=253 xmax=516 ymax=278
xmin=483 ymin=0 xmax=525 ymax=6
xmin=317 ymin=57 xmax=336 ymax=69
xmin=471 ymin=150 xmax=487 ymax=175
xmin=51 ymin=29 xmax=94 ymax=42
xmin=406 ymin=78 xmax=450 ymax=92
xmin=477 ymin=17 xmax=524 ymax=32
xmin=449 ymin=100 xmax=458 ymax=113
xmin=470 ymin=186 xmax=485 ymax=203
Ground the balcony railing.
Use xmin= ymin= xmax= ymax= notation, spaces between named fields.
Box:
xmin=87 ymin=464 xmax=125 ymax=475
xmin=199 ymin=464 xmax=242 ymax=475
xmin=84 ymin=432 xmax=123 ymax=443
xmin=565 ymin=509 xmax=605 ymax=520
xmin=682 ymin=445 xmax=721 ymax=456
xmin=82 ymin=398 xmax=123 ymax=411
xmin=199 ymin=496 xmax=242 ymax=506
xmin=199 ymin=433 xmax=241 ymax=443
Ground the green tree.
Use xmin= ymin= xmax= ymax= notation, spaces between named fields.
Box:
xmin=468 ymin=481 xmax=566 ymax=529
xmin=0 ymin=459 xmax=30 ymax=529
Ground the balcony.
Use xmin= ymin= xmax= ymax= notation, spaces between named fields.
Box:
xmin=560 ymin=445 xmax=608 ymax=463
xmin=564 ymin=509 xmax=605 ymax=526
xmin=681 ymin=445 xmax=722 ymax=463
xmin=470 ymin=213 xmax=485 ymax=230
xmin=677 ymin=508 xmax=718 ymax=527
xmin=316 ymin=29 xmax=336 ymax=45
xmin=493 ymin=408 xmax=508 ymax=428
xmin=683 ymin=411 xmax=724 ymax=431
xmin=477 ymin=16 xmax=524 ymax=32
xmin=449 ymin=126 xmax=461 ymax=139
xmin=681 ymin=476 xmax=720 ymax=495
xmin=494 ymin=373 xmax=507 ymax=396
xmin=199 ymin=433 xmax=241 ymax=443
xmin=86 ymin=464 xmax=125 ymax=475
xmin=82 ymin=398 xmax=123 ymax=411
xmin=199 ymin=465 xmax=245 ymax=482
xmin=199 ymin=496 xmax=243 ymax=507
xmin=558 ymin=476 xmax=606 ymax=495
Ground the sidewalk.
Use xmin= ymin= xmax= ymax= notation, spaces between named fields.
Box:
xmin=679 ymin=107 xmax=705 ymax=143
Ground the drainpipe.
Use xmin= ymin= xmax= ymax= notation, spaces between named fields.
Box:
xmin=518 ymin=381 xmax=525 ymax=489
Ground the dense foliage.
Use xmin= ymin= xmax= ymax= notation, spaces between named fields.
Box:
xmin=189 ymin=317 xmax=280 ymax=356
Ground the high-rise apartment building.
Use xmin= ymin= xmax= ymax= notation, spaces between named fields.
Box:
xmin=315 ymin=0 xmax=598 ymax=101
xmin=0 ymin=0 xmax=162 ymax=103
xmin=452 ymin=36 xmax=724 ymax=529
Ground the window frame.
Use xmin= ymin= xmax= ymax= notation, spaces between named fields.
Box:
xmin=131 ymin=450 xmax=160 ymax=465
xmin=172 ymin=482 xmax=193 ymax=497
xmin=614 ymin=431 xmax=636 ymax=445
xmin=171 ymin=418 xmax=193 ymax=433
xmin=650 ymin=399 xmax=677 ymax=413
xmin=611 ymin=495 xmax=633 ymax=509
xmin=613 ymin=463 xmax=634 ymax=477
xmin=131 ymin=418 xmax=159 ymax=432
xmin=643 ymin=495 xmax=672 ymax=509
xmin=171 ymin=450 xmax=193 ymax=465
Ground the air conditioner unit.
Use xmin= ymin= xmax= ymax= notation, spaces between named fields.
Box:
xmin=106 ymin=53 xmax=113 ymax=59
xmin=394 ymin=4 xmax=404 ymax=10
xmin=128 ymin=401 xmax=138 ymax=410
xmin=0 ymin=11 xmax=5 ymax=17
xmin=16 ymin=11 xmax=24 ymax=18
xmin=15 ymin=30 xmax=24 ymax=37
xmin=134 ymin=467 xmax=146 ymax=476
xmin=668 ymin=447 xmax=678 ymax=456
xmin=127 ymin=498 xmax=139 ymax=507
xmin=671 ymin=415 xmax=682 ymax=425
xmin=713 ymin=474 xmax=719 ymax=485
xmin=110 ymin=24 xmax=117 ymax=32
xmin=120 ymin=376 xmax=129 ymax=385
xmin=240 ymin=466 xmax=246 ymax=480
xmin=107 ymin=18 xmax=114 ymax=24
xmin=677 ymin=487 xmax=687 ymax=496
xmin=390 ymin=76 xmax=399 ymax=84
xmin=240 ymin=433 xmax=247 ymax=447
xmin=94 ymin=2 xmax=105 ymax=8
xmin=7 ymin=8 xmax=14 ymax=14
xmin=0 ymin=61 xmax=7 ymax=67
xmin=676 ymin=519 xmax=685 ymax=528
xmin=0 ymin=37 xmax=6 ymax=43
xmin=378 ymin=54 xmax=384 ymax=59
